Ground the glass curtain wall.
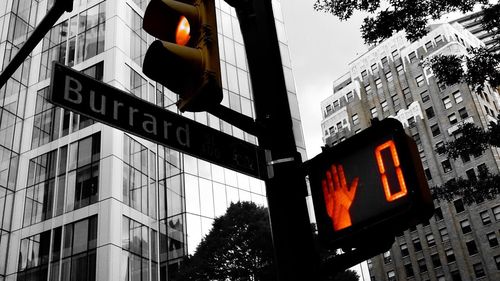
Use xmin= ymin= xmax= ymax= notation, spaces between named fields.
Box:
xmin=0 ymin=0 xmax=40 ymax=278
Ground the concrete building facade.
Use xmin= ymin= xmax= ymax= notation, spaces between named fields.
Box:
xmin=321 ymin=23 xmax=500 ymax=281
xmin=0 ymin=0 xmax=306 ymax=280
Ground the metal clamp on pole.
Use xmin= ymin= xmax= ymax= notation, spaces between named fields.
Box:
xmin=265 ymin=149 xmax=297 ymax=179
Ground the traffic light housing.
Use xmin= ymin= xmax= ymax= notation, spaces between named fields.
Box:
xmin=142 ymin=0 xmax=222 ymax=112
xmin=305 ymin=119 xmax=433 ymax=250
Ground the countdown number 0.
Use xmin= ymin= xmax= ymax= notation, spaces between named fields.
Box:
xmin=375 ymin=140 xmax=408 ymax=202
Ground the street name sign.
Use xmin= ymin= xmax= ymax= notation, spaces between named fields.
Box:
xmin=49 ymin=62 xmax=264 ymax=179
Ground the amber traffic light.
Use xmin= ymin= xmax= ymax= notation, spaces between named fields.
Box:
xmin=306 ymin=119 xmax=433 ymax=249
xmin=142 ymin=0 xmax=222 ymax=112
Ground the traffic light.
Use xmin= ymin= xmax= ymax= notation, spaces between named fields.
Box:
xmin=305 ymin=119 xmax=433 ymax=250
xmin=142 ymin=0 xmax=222 ymax=112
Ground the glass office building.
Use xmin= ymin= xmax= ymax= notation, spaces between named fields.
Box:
xmin=0 ymin=0 xmax=306 ymax=280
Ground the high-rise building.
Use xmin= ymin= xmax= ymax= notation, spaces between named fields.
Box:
xmin=0 ymin=0 xmax=306 ymax=280
xmin=320 ymin=22 xmax=500 ymax=281
xmin=452 ymin=10 xmax=499 ymax=53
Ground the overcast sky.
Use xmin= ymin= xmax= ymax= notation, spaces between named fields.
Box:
xmin=280 ymin=0 xmax=368 ymax=159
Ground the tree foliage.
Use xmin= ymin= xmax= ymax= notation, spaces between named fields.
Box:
xmin=433 ymin=120 xmax=500 ymax=204
xmin=174 ymin=202 xmax=359 ymax=281
xmin=314 ymin=0 xmax=491 ymax=44
xmin=314 ymin=1 xmax=500 ymax=90
xmin=432 ymin=165 xmax=500 ymax=204
xmin=174 ymin=202 xmax=276 ymax=281
xmin=435 ymin=122 xmax=490 ymax=159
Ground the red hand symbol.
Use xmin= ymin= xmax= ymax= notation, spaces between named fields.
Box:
xmin=322 ymin=164 xmax=359 ymax=231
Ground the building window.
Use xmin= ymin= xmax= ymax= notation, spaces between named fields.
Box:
xmin=458 ymin=107 xmax=468 ymax=118
xmin=473 ymin=263 xmax=485 ymax=278
xmin=352 ymin=114 xmax=359 ymax=125
xmin=383 ymin=251 xmax=391 ymax=263
xmin=385 ymin=71 xmax=393 ymax=82
xmin=409 ymin=51 xmax=417 ymax=63
xmin=425 ymin=106 xmax=435 ymax=119
xmin=488 ymin=232 xmax=499 ymax=247
xmin=415 ymin=75 xmax=425 ymax=87
xmin=480 ymin=210 xmax=491 ymax=225
xmin=408 ymin=117 xmax=416 ymax=128
xmin=370 ymin=107 xmax=378 ymax=119
xmin=466 ymin=169 xmax=477 ymax=182
xmin=361 ymin=70 xmax=368 ymax=78
xmin=413 ymin=237 xmax=422 ymax=252
xmin=448 ymin=113 xmax=457 ymax=125
xmin=39 ymin=3 xmax=106 ymax=80
xmin=375 ymin=78 xmax=382 ymax=89
xmin=434 ymin=207 xmax=443 ymax=220
xmin=495 ymin=255 xmax=500 ymax=270
xmin=446 ymin=248 xmax=455 ymax=263
xmin=418 ymin=258 xmax=427 ymax=273
xmin=441 ymin=159 xmax=452 ymax=173
xmin=412 ymin=133 xmax=421 ymax=147
xmin=454 ymin=199 xmax=465 ymax=213
xmin=421 ymin=90 xmax=430 ymax=103
xmin=130 ymin=67 xmax=148 ymax=99
xmin=17 ymin=216 xmax=98 ymax=281
xmin=392 ymin=49 xmax=400 ymax=60
xmin=440 ymin=227 xmax=449 ymax=241
xmin=346 ymin=91 xmax=354 ymax=102
xmin=431 ymin=123 xmax=441 ymax=137
xmin=325 ymin=105 xmax=332 ymax=116
xmin=123 ymin=135 xmax=158 ymax=218
xmin=431 ymin=253 xmax=441 ymax=268
xmin=466 ymin=240 xmax=478 ymax=255
xmin=402 ymin=87 xmax=412 ymax=102
xmin=436 ymin=141 xmax=445 ymax=155
xmin=392 ymin=95 xmax=400 ymax=111
xmin=426 ymin=234 xmax=435 ymax=247
xmin=435 ymin=34 xmax=443 ymax=44
xmin=442 ymin=96 xmax=452 ymax=109
xmin=404 ymin=263 xmax=414 ymax=277
xmin=365 ymin=83 xmax=372 ymax=94
xmin=333 ymin=100 xmax=340 ymax=109
xmin=381 ymin=56 xmax=389 ymax=67
xmin=381 ymin=100 xmax=389 ymax=112
xmin=451 ymin=270 xmax=462 ymax=281
xmin=460 ymin=219 xmax=472 ymax=234
xmin=396 ymin=64 xmax=404 ymax=75
xmin=452 ymin=90 xmax=463 ymax=103
xmin=122 ymin=216 xmax=159 ymax=281
xmin=128 ymin=5 xmax=148 ymax=66
xmin=425 ymin=40 xmax=433 ymax=49
xmin=400 ymin=243 xmax=409 ymax=256
xmin=24 ymin=134 xmax=100 ymax=226
xmin=387 ymin=270 xmax=396 ymax=281
xmin=371 ymin=63 xmax=378 ymax=72
xmin=424 ymin=168 xmax=432 ymax=180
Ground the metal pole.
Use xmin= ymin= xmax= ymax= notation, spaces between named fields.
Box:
xmin=0 ymin=0 xmax=73 ymax=89
xmin=226 ymin=0 xmax=320 ymax=279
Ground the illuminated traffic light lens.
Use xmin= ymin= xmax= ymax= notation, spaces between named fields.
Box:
xmin=176 ymin=16 xmax=191 ymax=46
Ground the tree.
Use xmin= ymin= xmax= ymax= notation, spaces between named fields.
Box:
xmin=174 ymin=202 xmax=276 ymax=281
xmin=314 ymin=0 xmax=500 ymax=205
xmin=174 ymin=201 xmax=359 ymax=281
